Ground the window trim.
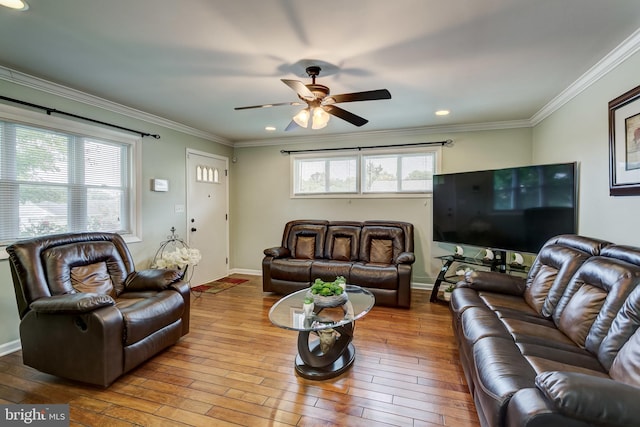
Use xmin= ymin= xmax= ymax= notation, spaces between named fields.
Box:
xmin=0 ymin=103 xmax=142 ymax=258
xmin=290 ymin=146 xmax=441 ymax=199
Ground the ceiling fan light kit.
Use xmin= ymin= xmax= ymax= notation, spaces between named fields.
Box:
xmin=235 ymin=65 xmax=391 ymax=131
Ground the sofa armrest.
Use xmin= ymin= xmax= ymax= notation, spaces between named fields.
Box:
xmin=458 ymin=270 xmax=526 ymax=296
xmin=30 ymin=293 xmax=115 ymax=314
xmin=396 ymin=251 xmax=415 ymax=264
xmin=264 ymin=246 xmax=290 ymax=258
xmin=536 ymin=371 xmax=640 ymax=427
xmin=124 ymin=269 xmax=184 ymax=291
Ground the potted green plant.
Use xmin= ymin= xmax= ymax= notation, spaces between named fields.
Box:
xmin=307 ymin=278 xmax=348 ymax=307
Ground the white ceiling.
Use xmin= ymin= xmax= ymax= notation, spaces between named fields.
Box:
xmin=1 ymin=0 xmax=640 ymax=144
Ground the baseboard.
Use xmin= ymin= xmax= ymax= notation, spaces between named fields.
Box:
xmin=0 ymin=339 xmax=21 ymax=356
xmin=411 ymin=282 xmax=433 ymax=290
xmin=229 ymin=268 xmax=261 ymax=276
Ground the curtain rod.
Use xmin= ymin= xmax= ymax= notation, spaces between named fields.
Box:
xmin=0 ymin=95 xmax=161 ymax=139
xmin=280 ymin=139 xmax=453 ymax=155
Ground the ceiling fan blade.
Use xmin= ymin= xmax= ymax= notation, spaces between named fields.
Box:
xmin=281 ymin=79 xmax=316 ymax=101
xmin=323 ymin=105 xmax=368 ymax=127
xmin=284 ymin=120 xmax=300 ymax=131
xmin=324 ymin=89 xmax=391 ymax=105
xmin=234 ymin=101 xmax=303 ymax=110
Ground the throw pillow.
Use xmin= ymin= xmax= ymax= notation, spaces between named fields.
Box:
xmin=71 ymin=262 xmax=115 ymax=297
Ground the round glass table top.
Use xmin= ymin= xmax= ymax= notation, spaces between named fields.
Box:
xmin=269 ymin=285 xmax=375 ymax=332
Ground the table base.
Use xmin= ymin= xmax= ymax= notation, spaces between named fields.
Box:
xmin=295 ymin=322 xmax=355 ymax=380
xmin=295 ymin=343 xmax=356 ymax=380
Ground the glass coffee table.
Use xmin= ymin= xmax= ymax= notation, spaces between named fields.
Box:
xmin=269 ymin=285 xmax=375 ymax=380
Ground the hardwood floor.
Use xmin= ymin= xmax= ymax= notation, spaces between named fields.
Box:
xmin=0 ymin=275 xmax=480 ymax=426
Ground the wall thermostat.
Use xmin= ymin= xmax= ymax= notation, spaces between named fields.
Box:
xmin=151 ymin=178 xmax=169 ymax=192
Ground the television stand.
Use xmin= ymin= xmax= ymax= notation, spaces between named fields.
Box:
xmin=429 ymin=250 xmax=527 ymax=303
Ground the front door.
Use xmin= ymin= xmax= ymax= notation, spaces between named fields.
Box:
xmin=186 ymin=149 xmax=229 ymax=286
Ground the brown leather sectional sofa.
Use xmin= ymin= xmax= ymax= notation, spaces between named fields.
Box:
xmin=451 ymin=234 xmax=640 ymax=427
xmin=262 ymin=220 xmax=415 ymax=307
xmin=6 ymin=232 xmax=190 ymax=387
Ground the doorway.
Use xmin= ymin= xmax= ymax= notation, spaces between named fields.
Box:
xmin=186 ymin=149 xmax=229 ymax=286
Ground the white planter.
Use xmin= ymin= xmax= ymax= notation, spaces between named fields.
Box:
xmin=303 ymin=302 xmax=314 ymax=317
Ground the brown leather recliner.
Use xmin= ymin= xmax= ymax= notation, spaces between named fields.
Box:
xmin=6 ymin=232 xmax=190 ymax=387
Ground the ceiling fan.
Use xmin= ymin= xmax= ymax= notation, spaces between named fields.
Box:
xmin=234 ymin=66 xmax=391 ymax=131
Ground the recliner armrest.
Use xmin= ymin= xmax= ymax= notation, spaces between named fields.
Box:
xmin=458 ymin=270 xmax=526 ymax=295
xmin=124 ymin=269 xmax=184 ymax=291
xmin=264 ymin=246 xmax=290 ymax=258
xmin=30 ymin=293 xmax=115 ymax=314
xmin=396 ymin=252 xmax=415 ymax=264
xmin=536 ymin=371 xmax=640 ymax=427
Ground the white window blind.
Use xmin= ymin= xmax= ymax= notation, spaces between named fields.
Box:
xmin=0 ymin=106 xmax=137 ymax=245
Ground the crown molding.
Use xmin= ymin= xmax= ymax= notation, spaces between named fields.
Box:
xmin=531 ymin=27 xmax=640 ymax=125
xmin=233 ymin=119 xmax=532 ymax=148
xmin=0 ymin=66 xmax=232 ymax=146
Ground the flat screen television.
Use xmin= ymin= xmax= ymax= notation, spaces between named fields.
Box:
xmin=432 ymin=162 xmax=577 ymax=254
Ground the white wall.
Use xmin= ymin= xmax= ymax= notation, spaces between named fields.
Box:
xmin=230 ymin=126 xmax=532 ymax=284
xmin=533 ymin=49 xmax=640 ymax=244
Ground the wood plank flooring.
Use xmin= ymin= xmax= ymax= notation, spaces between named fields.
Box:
xmin=0 ymin=275 xmax=480 ymax=426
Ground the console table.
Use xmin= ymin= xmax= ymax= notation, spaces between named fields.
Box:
xmin=430 ymin=254 xmax=529 ymax=303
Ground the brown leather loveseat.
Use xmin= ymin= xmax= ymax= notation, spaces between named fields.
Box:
xmin=263 ymin=220 xmax=415 ymax=307
xmin=450 ymin=234 xmax=640 ymax=426
xmin=6 ymin=232 xmax=190 ymax=387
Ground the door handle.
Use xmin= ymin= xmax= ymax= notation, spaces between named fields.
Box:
xmin=191 ymin=227 xmax=197 ymax=232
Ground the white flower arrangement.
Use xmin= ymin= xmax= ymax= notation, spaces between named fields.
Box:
xmin=153 ymin=247 xmax=202 ymax=270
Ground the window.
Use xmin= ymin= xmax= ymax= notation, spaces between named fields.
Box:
xmin=292 ymin=148 xmax=439 ymax=197
xmin=294 ymin=156 xmax=358 ymax=194
xmin=0 ymin=104 xmax=140 ymax=246
xmin=363 ymin=153 xmax=435 ymax=193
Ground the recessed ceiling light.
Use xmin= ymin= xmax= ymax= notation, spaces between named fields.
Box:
xmin=265 ymin=126 xmax=276 ymax=131
xmin=435 ymin=110 xmax=450 ymax=116
xmin=0 ymin=0 xmax=29 ymax=10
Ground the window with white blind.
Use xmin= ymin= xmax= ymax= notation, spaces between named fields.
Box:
xmin=0 ymin=104 xmax=140 ymax=246
xmin=291 ymin=147 xmax=439 ymax=197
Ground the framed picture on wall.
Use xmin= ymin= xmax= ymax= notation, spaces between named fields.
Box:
xmin=609 ymin=83 xmax=640 ymax=196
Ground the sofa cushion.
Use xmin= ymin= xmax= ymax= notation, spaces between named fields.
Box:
xmin=359 ymin=225 xmax=404 ymax=263
xmin=370 ymin=239 xmax=393 ymax=264
xmin=71 ymin=262 xmax=115 ymax=297
xmin=311 ymin=260 xmax=352 ymax=282
xmin=325 ymin=223 xmax=361 ymax=261
xmin=43 ymin=241 xmax=129 ymax=296
xmin=286 ymin=223 xmax=326 ymax=259
xmin=524 ymin=243 xmax=593 ymax=318
xmin=271 ymin=258 xmax=312 ymax=282
xmin=524 ymin=263 xmax=557 ymax=314
xmin=598 ymin=286 xmax=640 ymax=370
xmin=116 ymin=291 xmax=184 ymax=345
xmin=294 ymin=235 xmax=316 ymax=259
xmin=350 ymin=262 xmax=398 ymax=290
xmin=331 ymin=237 xmax=352 ymax=261
xmin=480 ymin=292 xmax=539 ymax=314
xmin=609 ymin=328 xmax=640 ymax=386
xmin=473 ymin=337 xmax=538 ymax=427
xmin=557 ymin=282 xmax=607 ymax=347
